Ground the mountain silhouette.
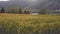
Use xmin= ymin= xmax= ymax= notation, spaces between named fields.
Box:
xmin=0 ymin=0 xmax=59 ymax=10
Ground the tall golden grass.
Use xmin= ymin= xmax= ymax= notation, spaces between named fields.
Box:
xmin=0 ymin=13 xmax=60 ymax=34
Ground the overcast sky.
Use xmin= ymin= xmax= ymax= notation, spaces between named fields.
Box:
xmin=10 ymin=0 xmax=40 ymax=1
xmin=0 ymin=0 xmax=59 ymax=10
xmin=0 ymin=0 xmax=41 ymax=9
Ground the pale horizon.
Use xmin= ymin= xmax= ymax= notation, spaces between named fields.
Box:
xmin=0 ymin=0 xmax=10 ymax=1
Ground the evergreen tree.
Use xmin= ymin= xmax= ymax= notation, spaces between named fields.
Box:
xmin=19 ymin=8 xmax=22 ymax=14
xmin=1 ymin=7 xmax=5 ymax=13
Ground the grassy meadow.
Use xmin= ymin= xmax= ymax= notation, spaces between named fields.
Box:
xmin=0 ymin=13 xmax=60 ymax=34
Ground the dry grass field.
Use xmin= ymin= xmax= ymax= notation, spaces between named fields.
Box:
xmin=0 ymin=13 xmax=60 ymax=34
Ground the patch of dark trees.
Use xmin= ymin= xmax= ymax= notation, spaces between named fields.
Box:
xmin=0 ymin=7 xmax=5 ymax=13
xmin=0 ymin=7 xmax=30 ymax=14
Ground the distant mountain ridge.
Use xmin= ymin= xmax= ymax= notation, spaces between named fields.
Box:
xmin=0 ymin=0 xmax=59 ymax=10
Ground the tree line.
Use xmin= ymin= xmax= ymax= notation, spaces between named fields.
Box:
xmin=0 ymin=7 xmax=53 ymax=14
xmin=0 ymin=7 xmax=31 ymax=14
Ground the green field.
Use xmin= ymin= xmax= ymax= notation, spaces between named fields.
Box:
xmin=0 ymin=13 xmax=60 ymax=34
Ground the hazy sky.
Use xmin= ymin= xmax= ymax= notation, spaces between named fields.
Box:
xmin=0 ymin=0 xmax=43 ymax=3
xmin=0 ymin=0 xmax=39 ymax=1
xmin=0 ymin=0 xmax=59 ymax=10
xmin=0 ymin=0 xmax=10 ymax=1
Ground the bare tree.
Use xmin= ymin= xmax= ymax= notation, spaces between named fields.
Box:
xmin=39 ymin=8 xmax=47 ymax=14
xmin=27 ymin=10 xmax=30 ymax=14
xmin=24 ymin=10 xmax=27 ymax=14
